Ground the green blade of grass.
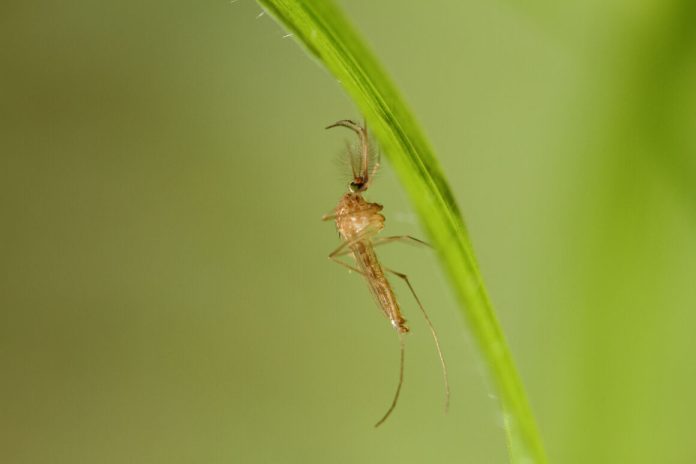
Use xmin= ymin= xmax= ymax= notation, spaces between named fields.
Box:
xmin=256 ymin=1 xmax=547 ymax=462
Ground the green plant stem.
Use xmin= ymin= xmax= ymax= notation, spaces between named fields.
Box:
xmin=256 ymin=1 xmax=547 ymax=462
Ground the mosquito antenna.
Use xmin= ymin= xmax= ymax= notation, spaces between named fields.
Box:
xmin=367 ymin=149 xmax=380 ymax=189
xmin=390 ymin=270 xmax=450 ymax=412
xmin=326 ymin=119 xmax=370 ymax=183
xmin=343 ymin=140 xmax=358 ymax=179
xmin=363 ymin=117 xmax=377 ymax=186
xmin=374 ymin=333 xmax=405 ymax=428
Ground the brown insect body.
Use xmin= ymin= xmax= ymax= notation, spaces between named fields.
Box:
xmin=334 ymin=193 xmax=409 ymax=334
xmin=324 ymin=119 xmax=448 ymax=428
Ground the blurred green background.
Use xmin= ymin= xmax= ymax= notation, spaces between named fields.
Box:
xmin=2 ymin=0 xmax=696 ymax=463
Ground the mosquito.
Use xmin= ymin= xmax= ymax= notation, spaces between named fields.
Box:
xmin=322 ymin=119 xmax=450 ymax=427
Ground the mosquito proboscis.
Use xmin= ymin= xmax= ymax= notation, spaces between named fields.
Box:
xmin=322 ymin=119 xmax=450 ymax=427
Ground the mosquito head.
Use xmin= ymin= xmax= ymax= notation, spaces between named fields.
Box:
xmin=349 ymin=177 xmax=367 ymax=193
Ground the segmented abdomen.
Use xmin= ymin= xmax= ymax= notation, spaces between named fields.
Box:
xmin=350 ymin=241 xmax=409 ymax=334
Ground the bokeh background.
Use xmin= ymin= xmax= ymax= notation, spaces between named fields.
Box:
xmin=2 ymin=1 xmax=696 ymax=463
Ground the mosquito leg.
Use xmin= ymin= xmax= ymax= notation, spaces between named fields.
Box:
xmin=328 ymin=235 xmax=429 ymax=260
xmin=329 ymin=255 xmax=365 ymax=275
xmin=374 ymin=333 xmax=405 ymax=428
xmin=327 ymin=236 xmax=367 ymax=274
xmin=331 ymin=248 xmax=353 ymax=258
xmin=385 ymin=268 xmax=450 ymax=412
xmin=327 ymin=238 xmax=354 ymax=259
xmin=327 ymin=236 xmax=430 ymax=270
xmin=371 ymin=235 xmax=431 ymax=249
xmin=327 ymin=233 xmax=373 ymax=270
xmin=326 ymin=223 xmax=382 ymax=258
